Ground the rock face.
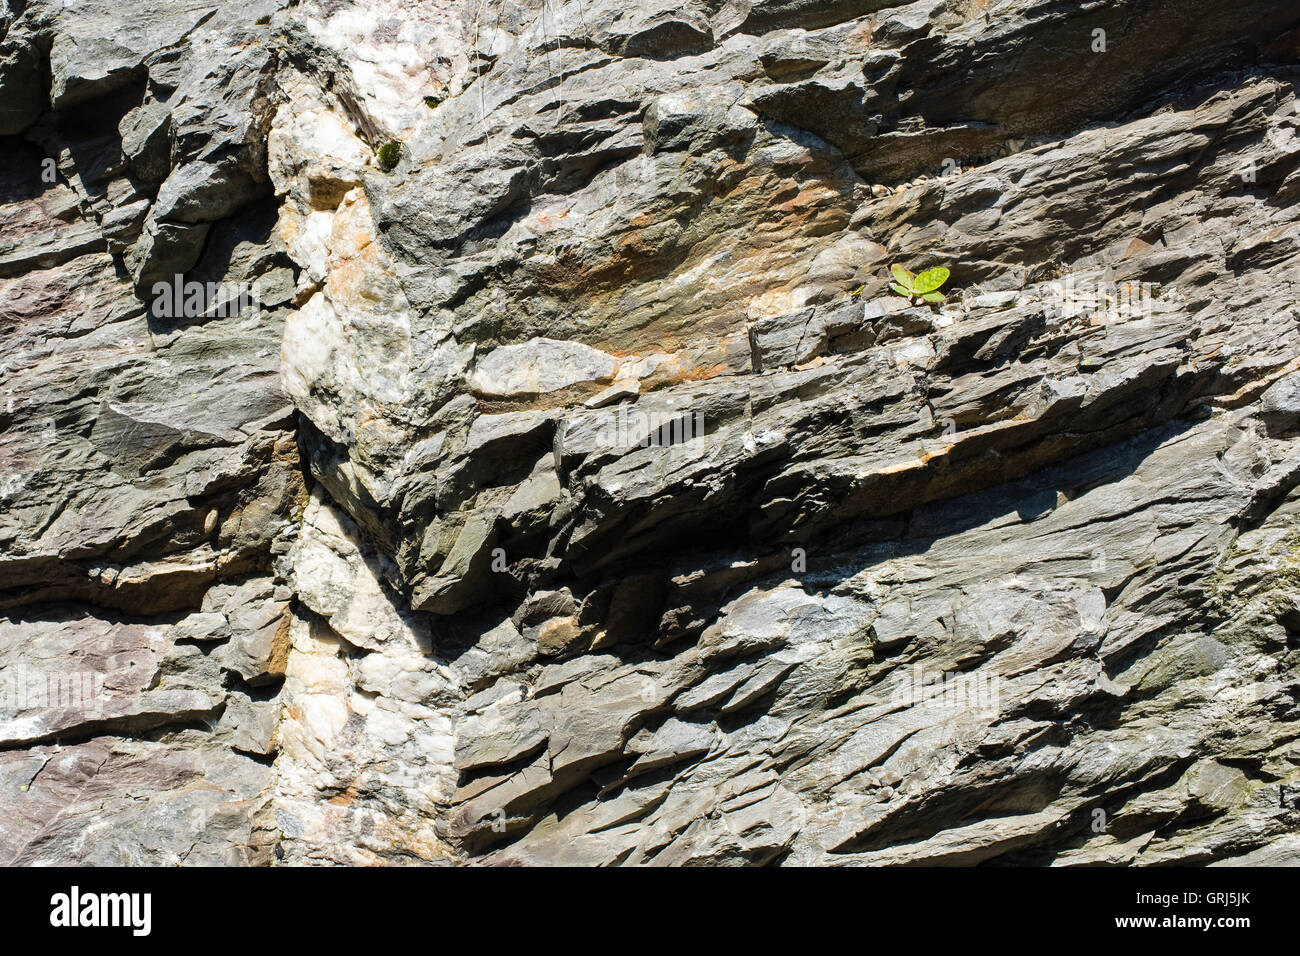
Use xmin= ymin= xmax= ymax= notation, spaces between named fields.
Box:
xmin=1 ymin=0 xmax=1299 ymax=865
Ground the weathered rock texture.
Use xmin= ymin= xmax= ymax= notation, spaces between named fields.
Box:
xmin=2 ymin=0 xmax=1299 ymax=865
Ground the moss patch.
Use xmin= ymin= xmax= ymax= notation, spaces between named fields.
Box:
xmin=376 ymin=140 xmax=401 ymax=171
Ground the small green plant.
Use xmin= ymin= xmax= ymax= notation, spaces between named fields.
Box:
xmin=890 ymin=264 xmax=950 ymax=305
xmin=255 ymin=14 xmax=271 ymax=25
xmin=375 ymin=140 xmax=401 ymax=171
xmin=423 ymin=94 xmax=444 ymax=109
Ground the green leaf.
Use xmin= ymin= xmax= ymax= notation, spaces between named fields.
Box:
xmin=913 ymin=267 xmax=950 ymax=294
xmin=890 ymin=282 xmax=911 ymax=297
xmin=891 ymin=264 xmax=915 ymax=291
xmin=920 ymin=291 xmax=946 ymax=304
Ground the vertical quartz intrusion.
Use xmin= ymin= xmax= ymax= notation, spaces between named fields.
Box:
xmin=265 ymin=1 xmax=489 ymax=862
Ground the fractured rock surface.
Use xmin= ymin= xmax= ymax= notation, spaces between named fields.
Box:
xmin=1 ymin=0 xmax=1298 ymax=865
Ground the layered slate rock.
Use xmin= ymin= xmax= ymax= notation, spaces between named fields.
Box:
xmin=2 ymin=0 xmax=1299 ymax=865
xmin=0 ymin=0 xmax=300 ymax=864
